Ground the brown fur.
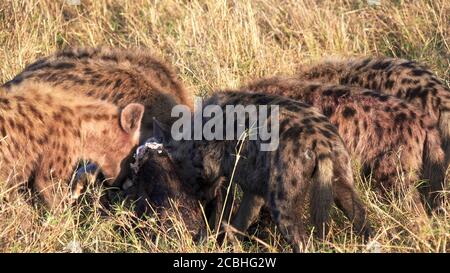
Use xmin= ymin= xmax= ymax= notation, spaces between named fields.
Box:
xmin=243 ymin=77 xmax=445 ymax=209
xmin=122 ymin=138 xmax=205 ymax=239
xmin=3 ymin=46 xmax=192 ymax=141
xmin=297 ymin=57 xmax=450 ymax=207
xmin=0 ymin=82 xmax=144 ymax=209
xmin=154 ymin=91 xmax=371 ymax=252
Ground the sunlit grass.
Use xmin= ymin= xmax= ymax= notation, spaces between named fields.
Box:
xmin=0 ymin=0 xmax=449 ymax=252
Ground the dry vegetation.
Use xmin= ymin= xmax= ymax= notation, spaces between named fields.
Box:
xmin=0 ymin=0 xmax=449 ymax=253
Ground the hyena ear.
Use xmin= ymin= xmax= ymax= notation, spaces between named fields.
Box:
xmin=153 ymin=118 xmax=171 ymax=144
xmin=120 ymin=103 xmax=145 ymax=135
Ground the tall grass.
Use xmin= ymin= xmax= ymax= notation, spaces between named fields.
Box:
xmin=0 ymin=0 xmax=449 ymax=252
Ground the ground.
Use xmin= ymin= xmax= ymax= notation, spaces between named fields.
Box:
xmin=0 ymin=0 xmax=449 ymax=253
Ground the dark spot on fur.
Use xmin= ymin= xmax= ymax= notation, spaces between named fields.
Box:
xmin=374 ymin=121 xmax=383 ymax=139
xmin=354 ymin=58 xmax=370 ymax=70
xmin=0 ymin=98 xmax=10 ymax=106
xmin=290 ymin=178 xmax=297 ymax=187
xmin=400 ymin=61 xmax=416 ymax=69
xmin=317 ymin=153 xmax=331 ymax=160
xmin=322 ymin=106 xmax=333 ymax=117
xmin=113 ymin=79 xmax=122 ymax=89
xmin=379 ymin=95 xmax=389 ymax=102
xmin=411 ymin=69 xmax=432 ymax=77
xmin=319 ymin=129 xmax=333 ymax=139
xmin=283 ymin=126 xmax=303 ymax=140
xmin=323 ymin=89 xmax=333 ymax=96
xmin=394 ymin=113 xmax=407 ymax=123
xmin=311 ymin=139 xmax=317 ymax=149
xmin=342 ymin=107 xmax=356 ymax=118
xmin=363 ymin=120 xmax=368 ymax=130
xmin=324 ymin=124 xmax=338 ymax=134
xmin=371 ymin=61 xmax=390 ymax=70
xmin=304 ymin=127 xmax=315 ymax=135
xmin=334 ymin=89 xmax=350 ymax=97
xmin=101 ymin=55 xmax=119 ymax=62
xmin=54 ymin=62 xmax=76 ymax=70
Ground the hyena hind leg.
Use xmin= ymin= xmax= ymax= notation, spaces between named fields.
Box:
xmin=229 ymin=192 xmax=265 ymax=240
xmin=270 ymin=192 xmax=309 ymax=253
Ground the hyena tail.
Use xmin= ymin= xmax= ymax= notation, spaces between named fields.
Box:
xmin=423 ymin=127 xmax=446 ymax=210
xmin=310 ymin=156 xmax=334 ymax=237
xmin=439 ymin=110 xmax=450 ymax=168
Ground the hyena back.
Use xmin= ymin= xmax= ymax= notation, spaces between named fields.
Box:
xmin=154 ymin=91 xmax=371 ymax=252
xmin=243 ymin=77 xmax=445 ymax=210
xmin=2 ymin=47 xmax=192 ymax=142
xmin=0 ymin=82 xmax=144 ymax=209
xmin=297 ymin=56 xmax=450 ymax=167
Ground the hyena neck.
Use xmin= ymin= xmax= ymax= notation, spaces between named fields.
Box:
xmin=78 ymin=104 xmax=119 ymax=161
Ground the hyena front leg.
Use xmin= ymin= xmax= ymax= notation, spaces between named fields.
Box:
xmin=210 ymin=180 xmax=238 ymax=232
xmin=375 ymin=155 xmax=427 ymax=215
xmin=33 ymin=162 xmax=72 ymax=211
xmin=228 ymin=192 xmax=265 ymax=243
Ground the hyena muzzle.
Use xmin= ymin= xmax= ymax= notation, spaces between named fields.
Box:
xmin=120 ymin=137 xmax=206 ymax=239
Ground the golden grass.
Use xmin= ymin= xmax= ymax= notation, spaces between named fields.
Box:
xmin=0 ymin=0 xmax=449 ymax=252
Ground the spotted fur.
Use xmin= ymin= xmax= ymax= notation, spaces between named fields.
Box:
xmin=3 ymin=46 xmax=192 ymax=141
xmin=122 ymin=140 xmax=205 ymax=239
xmin=243 ymin=77 xmax=445 ymax=209
xmin=153 ymin=91 xmax=371 ymax=252
xmin=0 ymin=82 xmax=144 ymax=209
xmin=297 ymin=56 xmax=450 ymax=165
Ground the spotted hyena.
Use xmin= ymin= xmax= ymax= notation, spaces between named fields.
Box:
xmin=0 ymin=82 xmax=144 ymax=209
xmin=242 ymin=77 xmax=445 ymax=210
xmin=3 ymin=46 xmax=192 ymax=141
xmin=296 ymin=56 xmax=450 ymax=166
xmin=121 ymin=138 xmax=206 ymax=239
xmin=153 ymin=91 xmax=371 ymax=252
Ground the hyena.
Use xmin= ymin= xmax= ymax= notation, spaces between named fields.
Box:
xmin=0 ymin=82 xmax=144 ymax=209
xmin=243 ymin=77 xmax=445 ymax=210
xmin=3 ymin=46 xmax=192 ymax=141
xmin=296 ymin=56 xmax=450 ymax=166
xmin=153 ymin=91 xmax=371 ymax=252
xmin=122 ymin=138 xmax=206 ymax=239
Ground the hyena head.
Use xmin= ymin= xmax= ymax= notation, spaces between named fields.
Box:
xmin=122 ymin=137 xmax=206 ymax=237
xmin=123 ymin=137 xmax=185 ymax=216
xmin=153 ymin=119 xmax=198 ymax=185
xmin=88 ymin=103 xmax=145 ymax=183
xmin=150 ymin=119 xmax=227 ymax=230
xmin=153 ymin=112 xmax=234 ymax=205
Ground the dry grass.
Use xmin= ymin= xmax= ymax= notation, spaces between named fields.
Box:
xmin=0 ymin=0 xmax=449 ymax=253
